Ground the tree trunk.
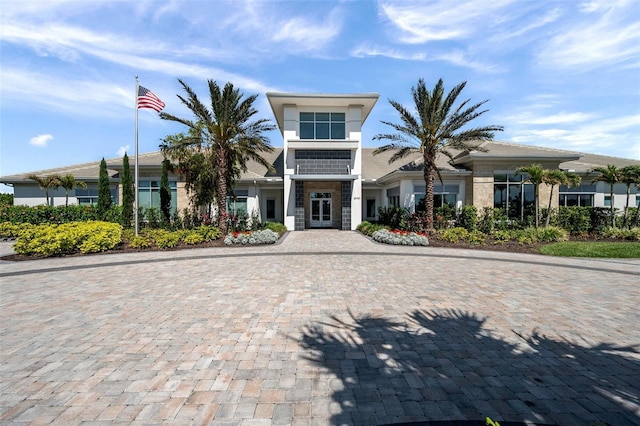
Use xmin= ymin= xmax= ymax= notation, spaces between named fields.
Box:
xmin=610 ymin=185 xmax=615 ymax=228
xmin=623 ymin=185 xmax=630 ymax=229
xmin=215 ymin=147 xmax=228 ymax=234
xmin=534 ymin=184 xmax=540 ymax=228
xmin=423 ymin=153 xmax=435 ymax=233
xmin=545 ymin=185 xmax=554 ymax=228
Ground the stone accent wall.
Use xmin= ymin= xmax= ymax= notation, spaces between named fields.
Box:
xmin=304 ymin=181 xmax=342 ymax=228
xmin=341 ymin=181 xmax=352 ymax=230
xmin=295 ymin=181 xmax=304 ymax=230
xmin=294 ymin=150 xmax=351 ymax=175
xmin=472 ymin=176 xmax=495 ymax=209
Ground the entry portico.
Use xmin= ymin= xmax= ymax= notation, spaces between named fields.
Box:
xmin=267 ymin=92 xmax=379 ymax=230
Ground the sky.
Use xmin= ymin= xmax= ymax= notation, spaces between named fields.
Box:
xmin=1 ymin=0 xmax=639 ymax=193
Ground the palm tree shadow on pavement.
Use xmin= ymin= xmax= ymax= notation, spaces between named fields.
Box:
xmin=296 ymin=309 xmax=639 ymax=426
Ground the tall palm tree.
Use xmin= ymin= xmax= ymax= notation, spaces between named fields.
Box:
xmin=58 ymin=174 xmax=87 ymax=206
xmin=542 ymin=170 xmax=581 ymax=228
xmin=620 ymin=165 xmax=640 ymax=228
xmin=160 ymin=79 xmax=275 ymax=233
xmin=515 ymin=164 xmax=545 ymax=228
xmin=373 ymin=78 xmax=502 ymax=231
xmin=590 ymin=164 xmax=621 ymax=227
xmin=27 ymin=174 xmax=61 ymax=205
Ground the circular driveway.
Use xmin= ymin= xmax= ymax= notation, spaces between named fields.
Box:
xmin=1 ymin=231 xmax=639 ymax=425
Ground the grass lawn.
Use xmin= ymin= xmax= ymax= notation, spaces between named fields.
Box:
xmin=540 ymin=241 xmax=640 ymax=258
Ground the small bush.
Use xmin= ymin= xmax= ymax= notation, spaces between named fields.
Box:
xmin=356 ymin=221 xmax=386 ymax=237
xmin=129 ymin=234 xmax=152 ymax=249
xmin=0 ymin=222 xmax=35 ymax=238
xmin=465 ymin=229 xmax=487 ymax=245
xmin=148 ymin=229 xmax=181 ymax=249
xmin=193 ymin=225 xmax=222 ymax=241
xmin=264 ymin=222 xmax=287 ymax=237
xmin=439 ymin=227 xmax=469 ymax=243
xmin=371 ymin=229 xmax=429 ymax=246
xmin=535 ymin=226 xmax=569 ymax=243
xmin=182 ymin=231 xmax=205 ymax=245
xmin=456 ymin=206 xmax=478 ymax=230
xmin=224 ymin=229 xmax=279 ymax=245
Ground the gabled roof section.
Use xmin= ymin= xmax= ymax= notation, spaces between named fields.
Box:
xmin=560 ymin=152 xmax=640 ymax=174
xmin=361 ymin=148 xmax=470 ymax=182
xmin=0 ymin=158 xmax=119 ymax=184
xmin=266 ymin=92 xmax=379 ymax=133
xmin=453 ymin=140 xmax=581 ymax=165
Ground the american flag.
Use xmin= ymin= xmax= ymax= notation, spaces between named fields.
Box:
xmin=137 ymin=86 xmax=166 ymax=112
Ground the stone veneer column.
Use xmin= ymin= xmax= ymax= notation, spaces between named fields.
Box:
xmin=295 ymin=180 xmax=305 ymax=231
xmin=341 ymin=181 xmax=351 ymax=230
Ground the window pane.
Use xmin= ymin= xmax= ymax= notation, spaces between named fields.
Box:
xmin=138 ymin=190 xmax=151 ymax=208
xmin=444 ymin=194 xmax=457 ymax=207
xmin=366 ymin=199 xmax=376 ymax=217
xmin=604 ymin=196 xmax=611 ymax=207
xmin=444 ymin=185 xmax=459 ymax=194
xmin=330 ymin=112 xmax=345 ymax=122
xmin=300 ymin=112 xmax=314 ymax=121
xmin=300 ymin=122 xmax=314 ymax=139
xmin=331 ymin=123 xmax=345 ymax=139
xmin=566 ymin=194 xmax=578 ymax=206
xmin=151 ymin=189 xmax=161 ymax=209
xmin=316 ymin=123 xmax=329 ymax=139
xmin=494 ymin=174 xmax=507 ymax=182
xmin=267 ymin=199 xmax=276 ymax=219
xmin=316 ymin=112 xmax=329 ymax=121
xmin=494 ymin=184 xmax=507 ymax=208
xmin=581 ymin=194 xmax=593 ymax=207
xmin=509 ymin=174 xmax=523 ymax=182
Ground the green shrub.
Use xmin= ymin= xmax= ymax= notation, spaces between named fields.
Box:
xmin=439 ymin=227 xmax=469 ymax=243
xmin=492 ymin=229 xmax=515 ymax=243
xmin=182 ymin=231 xmax=205 ymax=245
xmin=356 ymin=221 xmax=385 ymax=237
xmin=535 ymin=226 xmax=569 ymax=243
xmin=264 ymin=222 xmax=287 ymax=237
xmin=148 ymin=229 xmax=181 ymax=248
xmin=377 ymin=206 xmax=407 ymax=229
xmin=0 ymin=222 xmax=35 ymax=238
xmin=194 ymin=225 xmax=222 ymax=241
xmin=465 ymin=229 xmax=487 ymax=245
xmin=555 ymin=207 xmax=591 ymax=236
xmin=371 ymin=229 xmax=429 ymax=246
xmin=13 ymin=221 xmax=122 ymax=256
xmin=129 ymin=234 xmax=152 ymax=249
xmin=224 ymin=229 xmax=279 ymax=245
xmin=456 ymin=206 xmax=478 ymax=230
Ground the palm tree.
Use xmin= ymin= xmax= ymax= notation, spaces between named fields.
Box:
xmin=27 ymin=174 xmax=61 ymax=205
xmin=542 ymin=170 xmax=581 ymax=227
xmin=58 ymin=174 xmax=87 ymax=206
xmin=160 ymin=79 xmax=275 ymax=233
xmin=515 ymin=164 xmax=545 ymax=228
xmin=373 ymin=78 xmax=502 ymax=232
xmin=590 ymin=164 xmax=621 ymax=227
xmin=620 ymin=165 xmax=640 ymax=228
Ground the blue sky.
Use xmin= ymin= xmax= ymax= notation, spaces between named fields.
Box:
xmin=1 ymin=0 xmax=639 ymax=193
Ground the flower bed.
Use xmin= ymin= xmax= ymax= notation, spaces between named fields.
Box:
xmin=372 ymin=229 xmax=429 ymax=246
xmin=224 ymin=229 xmax=280 ymax=246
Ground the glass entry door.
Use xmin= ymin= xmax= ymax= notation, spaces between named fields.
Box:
xmin=310 ymin=192 xmax=332 ymax=228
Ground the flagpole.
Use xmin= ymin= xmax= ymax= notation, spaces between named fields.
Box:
xmin=134 ymin=76 xmax=139 ymax=236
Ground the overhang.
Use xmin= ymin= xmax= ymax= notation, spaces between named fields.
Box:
xmin=289 ymin=174 xmax=358 ymax=181
xmin=267 ymin=92 xmax=379 ymax=134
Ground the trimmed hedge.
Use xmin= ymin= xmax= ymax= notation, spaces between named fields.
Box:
xmin=13 ymin=221 xmax=123 ymax=256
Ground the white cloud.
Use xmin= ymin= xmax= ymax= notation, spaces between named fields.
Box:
xmin=29 ymin=134 xmax=53 ymax=147
xmin=350 ymin=44 xmax=426 ymax=60
xmin=379 ymin=0 xmax=517 ymax=44
xmin=117 ymin=145 xmax=130 ymax=157
xmin=537 ymin=1 xmax=640 ymax=70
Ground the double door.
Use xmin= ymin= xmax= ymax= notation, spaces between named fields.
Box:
xmin=310 ymin=194 xmax=332 ymax=228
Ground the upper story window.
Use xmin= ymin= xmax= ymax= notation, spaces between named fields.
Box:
xmin=300 ymin=112 xmax=346 ymax=140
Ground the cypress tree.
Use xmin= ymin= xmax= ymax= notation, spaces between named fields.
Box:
xmin=160 ymin=158 xmax=172 ymax=225
xmin=121 ymin=153 xmax=134 ymax=228
xmin=97 ymin=158 xmax=112 ymax=220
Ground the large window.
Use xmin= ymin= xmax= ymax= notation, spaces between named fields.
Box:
xmin=138 ymin=180 xmax=177 ymax=214
xmin=300 ymin=112 xmax=346 ymax=140
xmin=366 ymin=199 xmax=376 ymax=218
xmin=559 ymin=183 xmax=595 ymax=207
xmin=494 ymin=173 xmax=534 ymax=220
xmin=227 ymin=189 xmax=248 ymax=217
xmin=77 ymin=186 xmax=117 ymax=205
xmin=414 ymin=184 xmax=459 ymax=212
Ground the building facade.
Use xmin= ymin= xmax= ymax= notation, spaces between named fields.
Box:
xmin=2 ymin=92 xmax=639 ymax=229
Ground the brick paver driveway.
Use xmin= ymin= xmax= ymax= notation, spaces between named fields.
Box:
xmin=1 ymin=231 xmax=639 ymax=425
